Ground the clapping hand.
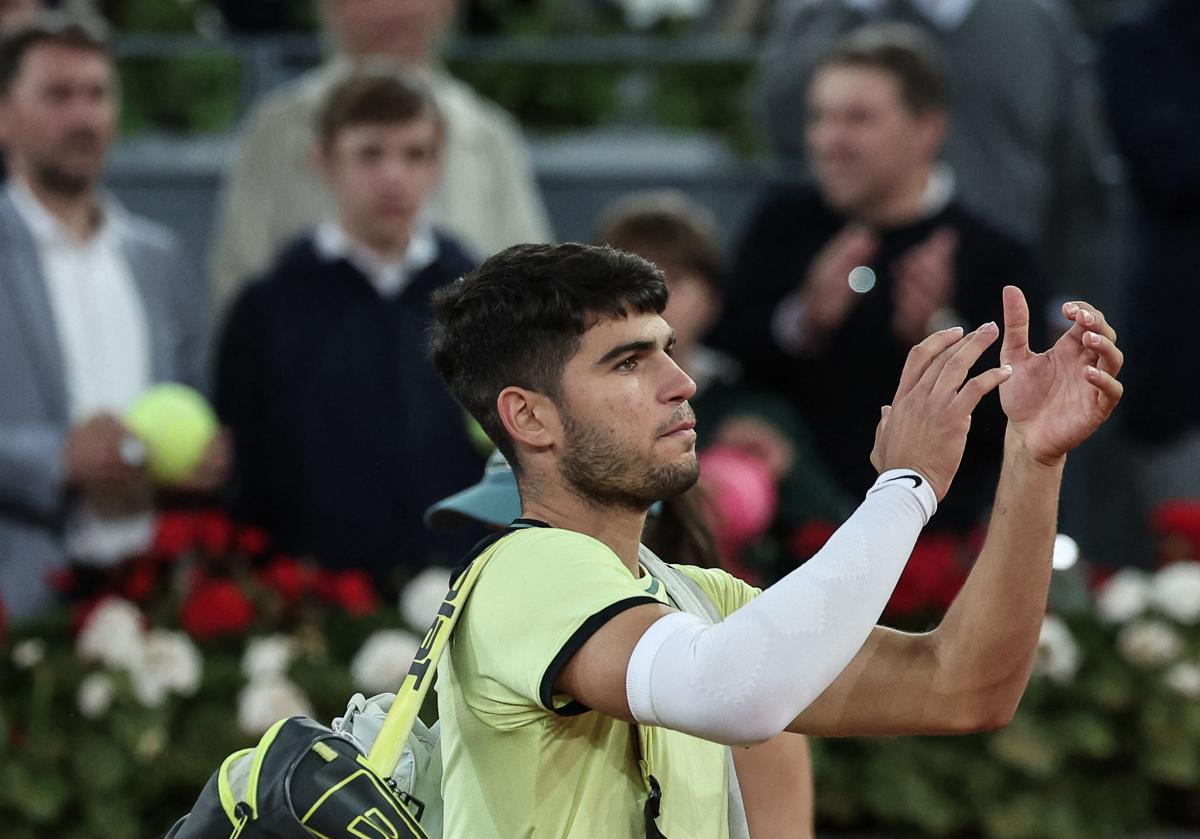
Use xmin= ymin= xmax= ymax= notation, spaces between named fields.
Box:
xmin=997 ymin=287 xmax=1123 ymax=465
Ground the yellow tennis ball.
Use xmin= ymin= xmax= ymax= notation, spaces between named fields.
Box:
xmin=125 ymin=384 xmax=218 ymax=485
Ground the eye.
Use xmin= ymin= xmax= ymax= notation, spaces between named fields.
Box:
xmin=616 ymin=357 xmax=639 ymax=372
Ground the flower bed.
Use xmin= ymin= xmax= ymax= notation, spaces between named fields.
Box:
xmin=2 ymin=506 xmax=1200 ymax=837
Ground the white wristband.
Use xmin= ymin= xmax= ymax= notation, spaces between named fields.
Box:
xmin=867 ymin=469 xmax=937 ymax=524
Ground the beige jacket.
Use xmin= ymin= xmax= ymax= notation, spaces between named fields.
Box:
xmin=210 ymin=60 xmax=552 ymax=307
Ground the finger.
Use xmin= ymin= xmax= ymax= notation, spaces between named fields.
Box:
xmin=893 ymin=326 xmax=966 ymax=400
xmin=1063 ymin=301 xmax=1117 ymax=343
xmin=950 ymin=364 xmax=1015 ymax=415
xmin=1086 ymin=364 xmax=1124 ymax=418
xmin=931 ymin=321 xmax=1000 ymax=397
xmin=1000 ymin=285 xmax=1031 ymax=365
xmin=1081 ymin=331 xmax=1125 ymax=376
xmin=870 ymin=405 xmax=890 ymax=472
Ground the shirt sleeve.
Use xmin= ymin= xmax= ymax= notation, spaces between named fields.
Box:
xmin=672 ymin=564 xmax=761 ymax=618
xmin=457 ymin=529 xmax=662 ymax=726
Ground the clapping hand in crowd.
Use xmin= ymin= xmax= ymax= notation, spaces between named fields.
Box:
xmin=797 ymin=224 xmax=878 ymax=341
xmin=891 ymin=227 xmax=958 ymax=344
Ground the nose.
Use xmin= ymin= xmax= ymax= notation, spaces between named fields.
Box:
xmin=661 ymin=354 xmax=697 ymax=405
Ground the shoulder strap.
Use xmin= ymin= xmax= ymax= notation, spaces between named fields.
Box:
xmin=634 ymin=546 xmax=752 ymax=839
xmin=366 ymin=521 xmax=541 ymax=778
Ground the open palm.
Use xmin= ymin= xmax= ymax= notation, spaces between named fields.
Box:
xmin=998 ymin=287 xmax=1124 ymax=465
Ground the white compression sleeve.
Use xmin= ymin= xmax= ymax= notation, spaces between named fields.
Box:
xmin=625 ymin=469 xmax=936 ymax=746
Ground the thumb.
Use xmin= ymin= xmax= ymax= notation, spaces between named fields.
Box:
xmin=1000 ymin=285 xmax=1031 ymax=365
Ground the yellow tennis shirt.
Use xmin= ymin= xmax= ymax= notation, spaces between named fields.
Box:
xmin=437 ymin=525 xmax=760 ymax=838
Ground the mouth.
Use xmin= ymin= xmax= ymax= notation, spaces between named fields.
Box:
xmin=659 ymin=420 xmax=697 ymax=440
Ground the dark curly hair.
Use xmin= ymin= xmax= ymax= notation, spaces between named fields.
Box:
xmin=427 ymin=242 xmax=668 ymax=472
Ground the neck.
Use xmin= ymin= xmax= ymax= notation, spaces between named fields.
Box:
xmin=344 ymin=222 xmax=412 ymax=263
xmin=855 ymin=167 xmax=933 ymax=229
xmin=520 ymin=480 xmax=648 ymax=576
xmin=17 ymin=171 xmax=99 ymax=240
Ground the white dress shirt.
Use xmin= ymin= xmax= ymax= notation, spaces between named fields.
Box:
xmin=314 ymin=218 xmax=440 ymax=298
xmin=8 ymin=178 xmax=155 ymax=564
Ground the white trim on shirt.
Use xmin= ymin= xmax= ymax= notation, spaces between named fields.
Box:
xmin=314 ymin=219 xmax=440 ymax=298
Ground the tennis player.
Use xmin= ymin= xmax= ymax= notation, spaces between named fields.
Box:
xmin=426 ymin=242 xmax=1123 ymax=838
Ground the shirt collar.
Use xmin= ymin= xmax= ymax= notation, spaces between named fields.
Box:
xmin=843 ymin=0 xmax=977 ymax=29
xmin=314 ymin=218 xmax=440 ymax=298
xmin=919 ymin=163 xmax=956 ymax=218
xmin=7 ymin=176 xmax=124 ymax=247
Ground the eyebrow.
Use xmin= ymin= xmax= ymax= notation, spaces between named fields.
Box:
xmin=594 ymin=330 xmax=676 ymax=366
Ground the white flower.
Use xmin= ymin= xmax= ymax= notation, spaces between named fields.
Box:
xmin=350 ymin=629 xmax=422 ymax=695
xmin=1165 ymin=662 xmax=1200 ymax=699
xmin=130 ymin=629 xmax=203 ymax=707
xmin=77 ymin=673 xmax=115 ymax=719
xmin=12 ymin=638 xmax=45 ymax=669
xmin=237 ymin=677 xmax=314 ymax=736
xmin=1096 ymin=569 xmax=1151 ymax=624
xmin=1033 ymin=615 xmax=1081 ymax=684
xmin=241 ymin=634 xmax=295 ymax=681
xmin=1116 ymin=619 xmax=1184 ymax=668
xmin=76 ymin=598 xmax=145 ymax=671
xmin=400 ymin=567 xmax=450 ymax=631
xmin=1149 ymin=562 xmax=1200 ymax=624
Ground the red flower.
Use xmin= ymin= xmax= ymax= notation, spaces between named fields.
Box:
xmin=197 ymin=511 xmax=234 ymax=556
xmin=885 ymin=533 xmax=967 ymax=619
xmin=181 ymin=577 xmax=254 ymax=639
xmin=328 ymin=570 xmax=378 ymax=617
xmin=151 ymin=511 xmax=200 ymax=558
xmin=123 ymin=559 xmax=158 ymax=603
xmin=235 ymin=526 xmax=270 ymax=556
xmin=1151 ymin=501 xmax=1200 ymax=564
xmin=258 ymin=556 xmax=318 ymax=605
xmin=789 ymin=520 xmax=837 ymax=560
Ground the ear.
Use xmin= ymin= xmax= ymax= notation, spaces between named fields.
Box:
xmin=917 ymin=110 xmax=948 ymax=158
xmin=311 ymin=140 xmax=334 ymax=184
xmin=496 ymin=386 xmax=561 ymax=452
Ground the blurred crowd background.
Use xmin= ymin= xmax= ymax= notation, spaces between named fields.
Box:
xmin=1 ymin=0 xmax=1199 ymax=835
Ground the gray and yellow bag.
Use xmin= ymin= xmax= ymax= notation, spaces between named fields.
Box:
xmin=162 ymin=530 xmax=506 ymax=839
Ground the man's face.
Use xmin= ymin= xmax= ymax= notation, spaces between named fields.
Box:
xmin=325 ymin=0 xmax=455 ymax=61
xmin=319 ymin=116 xmax=441 ymax=253
xmin=806 ymin=64 xmax=940 ymax=217
xmin=0 ymin=43 xmax=117 ymax=196
xmin=554 ymin=312 xmax=700 ymax=510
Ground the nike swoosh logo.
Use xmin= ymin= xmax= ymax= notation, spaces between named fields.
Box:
xmin=885 ymin=474 xmax=923 ymax=489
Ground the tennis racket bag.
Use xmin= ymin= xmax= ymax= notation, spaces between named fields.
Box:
xmin=162 ymin=531 xmax=508 ymax=839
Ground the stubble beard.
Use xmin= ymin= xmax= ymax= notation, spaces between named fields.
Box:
xmin=34 ymin=160 xmax=92 ymax=198
xmin=559 ymin=406 xmax=700 ymax=512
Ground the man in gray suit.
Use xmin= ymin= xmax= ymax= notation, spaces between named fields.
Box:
xmin=0 ymin=13 xmax=226 ymax=620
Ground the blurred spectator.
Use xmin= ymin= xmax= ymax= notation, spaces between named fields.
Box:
xmin=210 ymin=0 xmax=552 ymax=309
xmin=714 ymin=24 xmax=1044 ymax=532
xmin=597 ymin=189 xmax=853 ymax=581
xmin=755 ymin=0 xmax=1111 ymax=314
xmin=215 ymin=70 xmax=483 ymax=591
xmin=0 ymin=13 xmax=220 ymax=620
xmin=1099 ymin=0 xmax=1200 ymax=503
xmin=0 ymin=0 xmax=46 ymax=180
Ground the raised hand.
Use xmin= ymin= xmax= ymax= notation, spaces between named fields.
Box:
xmin=997 ymin=286 xmax=1123 ymax=465
xmin=871 ymin=324 xmax=1014 ymax=500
